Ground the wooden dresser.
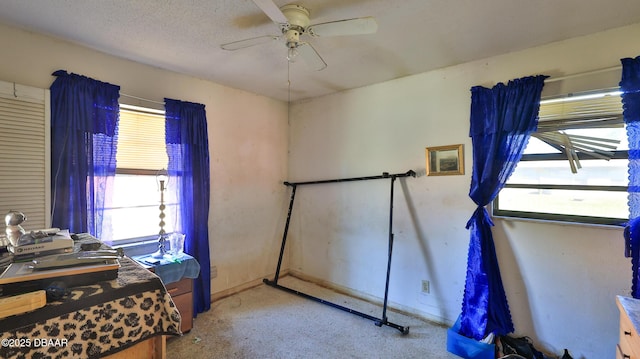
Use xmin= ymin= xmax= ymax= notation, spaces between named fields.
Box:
xmin=164 ymin=276 xmax=193 ymax=333
xmin=617 ymin=295 xmax=640 ymax=359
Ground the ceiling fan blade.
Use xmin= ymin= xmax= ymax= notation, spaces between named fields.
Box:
xmin=296 ymin=42 xmax=327 ymax=71
xmin=252 ymin=0 xmax=288 ymax=24
xmin=221 ymin=35 xmax=279 ymax=50
xmin=307 ymin=17 xmax=378 ymax=37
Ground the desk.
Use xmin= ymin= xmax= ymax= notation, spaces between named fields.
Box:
xmin=0 ymin=234 xmax=181 ymax=358
xmin=132 ymin=253 xmax=200 ymax=333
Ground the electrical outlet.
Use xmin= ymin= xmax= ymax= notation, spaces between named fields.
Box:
xmin=210 ymin=266 xmax=217 ymax=279
xmin=421 ymin=280 xmax=430 ymax=294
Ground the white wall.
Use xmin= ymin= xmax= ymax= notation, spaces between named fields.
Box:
xmin=0 ymin=23 xmax=290 ymax=297
xmin=288 ymin=23 xmax=640 ymax=358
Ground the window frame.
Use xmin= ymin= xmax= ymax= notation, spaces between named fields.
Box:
xmin=103 ymin=104 xmax=175 ymax=244
xmin=492 ymin=90 xmax=628 ymax=227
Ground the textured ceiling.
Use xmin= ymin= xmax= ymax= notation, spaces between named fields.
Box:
xmin=1 ymin=0 xmax=640 ymax=102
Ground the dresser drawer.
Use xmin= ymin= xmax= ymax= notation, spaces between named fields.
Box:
xmin=164 ymin=277 xmax=193 ymax=332
xmin=620 ymin=311 xmax=637 ymax=357
xmin=165 ymin=277 xmax=193 ymax=297
xmin=618 ymin=296 xmax=640 ymax=359
xmin=619 ymin=343 xmax=635 ymax=359
xmin=619 ymin=344 xmax=629 ymax=359
xmin=619 ymin=340 xmax=636 ymax=359
xmin=172 ymin=291 xmax=193 ymax=333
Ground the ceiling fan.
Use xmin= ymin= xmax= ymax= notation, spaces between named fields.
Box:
xmin=221 ymin=0 xmax=378 ymax=71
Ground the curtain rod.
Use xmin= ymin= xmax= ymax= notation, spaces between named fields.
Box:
xmin=119 ymin=65 xmax=621 ymax=103
xmin=120 ymin=92 xmax=164 ymax=105
xmin=545 ymin=65 xmax=622 ymax=83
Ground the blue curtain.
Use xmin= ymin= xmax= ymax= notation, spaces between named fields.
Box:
xmin=165 ymin=98 xmax=211 ymax=315
xmin=50 ymin=70 xmax=120 ymax=237
xmin=459 ymin=75 xmax=547 ymax=340
xmin=621 ymin=56 xmax=640 ymax=298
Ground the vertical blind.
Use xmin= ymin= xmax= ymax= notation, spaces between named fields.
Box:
xmin=0 ymin=80 xmax=50 ymax=232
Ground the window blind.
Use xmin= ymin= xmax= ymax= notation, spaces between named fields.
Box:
xmin=533 ymin=89 xmax=624 ymax=173
xmin=116 ymin=108 xmax=167 ymax=172
xmin=537 ymin=90 xmax=623 ymax=130
xmin=0 ymin=80 xmax=50 ymax=231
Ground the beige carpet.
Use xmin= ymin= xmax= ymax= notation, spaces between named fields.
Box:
xmin=167 ymin=276 xmax=459 ymax=359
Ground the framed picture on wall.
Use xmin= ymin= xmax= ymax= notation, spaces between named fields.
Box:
xmin=425 ymin=144 xmax=464 ymax=176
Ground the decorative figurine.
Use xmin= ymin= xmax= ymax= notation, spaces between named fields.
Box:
xmin=5 ymin=210 xmax=27 ymax=246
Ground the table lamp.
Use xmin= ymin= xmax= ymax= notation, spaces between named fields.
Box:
xmin=151 ymin=169 xmax=169 ymax=258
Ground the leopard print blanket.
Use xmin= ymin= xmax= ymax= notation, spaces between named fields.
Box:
xmin=0 ymin=235 xmax=181 ymax=358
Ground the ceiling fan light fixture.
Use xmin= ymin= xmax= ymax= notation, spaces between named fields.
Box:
xmin=287 ymin=47 xmax=299 ymax=62
xmin=284 ymin=28 xmax=301 ymax=46
xmin=284 ymin=28 xmax=301 ymax=62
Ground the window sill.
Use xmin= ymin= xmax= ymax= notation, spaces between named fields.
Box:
xmin=492 ymin=213 xmax=626 ymax=230
xmin=112 ymin=239 xmax=162 ymax=257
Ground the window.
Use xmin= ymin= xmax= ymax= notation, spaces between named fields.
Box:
xmin=493 ymin=89 xmax=629 ymax=226
xmin=101 ymin=104 xmax=178 ymax=243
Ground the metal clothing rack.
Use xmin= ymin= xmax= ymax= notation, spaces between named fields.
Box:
xmin=263 ymin=169 xmax=416 ymax=334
